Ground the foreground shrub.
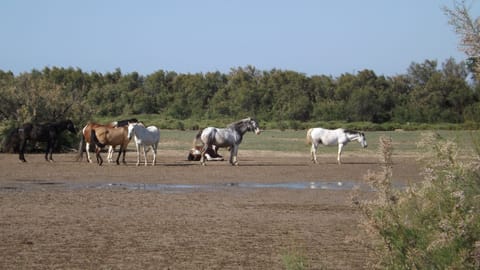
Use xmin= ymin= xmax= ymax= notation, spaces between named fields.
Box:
xmin=355 ymin=133 xmax=480 ymax=269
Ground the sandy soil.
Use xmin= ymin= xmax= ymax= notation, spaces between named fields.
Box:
xmin=0 ymin=150 xmax=423 ymax=269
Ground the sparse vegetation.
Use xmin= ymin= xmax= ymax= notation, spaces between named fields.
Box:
xmin=282 ymin=248 xmax=310 ymax=270
xmin=354 ymin=133 xmax=480 ymax=269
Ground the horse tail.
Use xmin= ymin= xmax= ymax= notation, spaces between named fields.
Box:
xmin=306 ymin=128 xmax=313 ymax=145
xmin=2 ymin=127 xmax=20 ymax=153
xmin=91 ymin=129 xmax=106 ymax=149
xmin=206 ymin=129 xmax=216 ymax=147
xmin=192 ymin=129 xmax=204 ymax=148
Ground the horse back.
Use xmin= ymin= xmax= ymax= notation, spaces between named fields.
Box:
xmin=20 ymin=123 xmax=51 ymax=141
xmin=310 ymin=128 xmax=345 ymax=146
xmin=83 ymin=122 xmax=116 ymax=140
xmin=109 ymin=126 xmax=129 ymax=146
xmin=146 ymin=126 xmax=160 ymax=143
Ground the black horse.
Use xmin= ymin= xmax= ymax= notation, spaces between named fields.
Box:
xmin=18 ymin=120 xmax=77 ymax=162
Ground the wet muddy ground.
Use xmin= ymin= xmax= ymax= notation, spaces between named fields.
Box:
xmin=0 ymin=150 xmax=422 ymax=269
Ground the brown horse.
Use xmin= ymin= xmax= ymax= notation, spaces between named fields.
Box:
xmin=77 ymin=119 xmax=137 ymax=163
xmin=77 ymin=122 xmax=112 ymax=163
xmin=90 ymin=125 xmax=130 ymax=166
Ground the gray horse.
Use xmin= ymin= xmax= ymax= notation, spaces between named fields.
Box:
xmin=195 ymin=117 xmax=261 ymax=166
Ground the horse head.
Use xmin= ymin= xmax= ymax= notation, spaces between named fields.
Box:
xmin=358 ymin=132 xmax=368 ymax=148
xmin=127 ymin=123 xmax=136 ymax=140
xmin=247 ymin=117 xmax=261 ymax=135
xmin=66 ymin=120 xmax=77 ymax=133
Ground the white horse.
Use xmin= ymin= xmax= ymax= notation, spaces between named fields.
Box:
xmin=195 ymin=117 xmax=261 ymax=166
xmin=127 ymin=122 xmax=160 ymax=166
xmin=306 ymin=128 xmax=367 ymax=164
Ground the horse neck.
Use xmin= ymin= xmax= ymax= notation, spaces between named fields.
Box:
xmin=346 ymin=132 xmax=361 ymax=142
xmin=51 ymin=121 xmax=67 ymax=132
xmin=131 ymin=125 xmax=144 ymax=137
xmin=230 ymin=121 xmax=250 ymax=135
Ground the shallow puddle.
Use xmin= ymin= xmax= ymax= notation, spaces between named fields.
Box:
xmin=1 ymin=179 xmax=404 ymax=193
xmin=91 ymin=181 xmax=368 ymax=192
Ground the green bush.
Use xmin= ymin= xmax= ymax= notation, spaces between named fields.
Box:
xmin=355 ymin=133 xmax=480 ymax=269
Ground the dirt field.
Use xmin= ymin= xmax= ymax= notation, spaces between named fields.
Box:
xmin=0 ymin=150 xmax=423 ymax=269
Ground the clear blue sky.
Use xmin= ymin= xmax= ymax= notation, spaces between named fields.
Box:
xmin=0 ymin=0 xmax=472 ymax=77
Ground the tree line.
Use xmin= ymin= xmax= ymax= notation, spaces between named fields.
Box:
xmin=0 ymin=58 xmax=479 ymax=128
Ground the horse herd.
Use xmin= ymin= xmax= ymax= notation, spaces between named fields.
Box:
xmin=8 ymin=117 xmax=368 ymax=166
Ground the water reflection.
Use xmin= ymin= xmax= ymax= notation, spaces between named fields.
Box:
xmin=95 ymin=181 xmax=368 ymax=192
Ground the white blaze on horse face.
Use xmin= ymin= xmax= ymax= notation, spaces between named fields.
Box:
xmin=251 ymin=120 xmax=261 ymax=134
xmin=127 ymin=124 xmax=135 ymax=140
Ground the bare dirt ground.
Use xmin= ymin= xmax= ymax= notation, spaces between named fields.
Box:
xmin=0 ymin=150 xmax=423 ymax=269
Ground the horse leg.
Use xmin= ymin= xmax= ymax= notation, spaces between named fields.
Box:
xmin=152 ymin=144 xmax=157 ymax=166
xmin=200 ymin=144 xmax=208 ymax=166
xmin=230 ymin=145 xmax=239 ymax=166
xmin=310 ymin=143 xmax=318 ymax=164
xmin=135 ymin=143 xmax=140 ymax=166
xmin=143 ymin=145 xmax=148 ymax=166
xmin=46 ymin=139 xmax=55 ymax=162
xmin=107 ymin=146 xmax=114 ymax=163
xmin=85 ymin=142 xmax=92 ymax=163
xmin=45 ymin=141 xmax=51 ymax=161
xmin=121 ymin=146 xmax=127 ymax=165
xmin=96 ymin=148 xmax=103 ymax=166
xmin=115 ymin=146 xmax=123 ymax=165
xmin=337 ymin=144 xmax=344 ymax=164
xmin=19 ymin=139 xmax=27 ymax=162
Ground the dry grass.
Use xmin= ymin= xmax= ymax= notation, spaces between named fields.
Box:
xmin=353 ymin=132 xmax=480 ymax=269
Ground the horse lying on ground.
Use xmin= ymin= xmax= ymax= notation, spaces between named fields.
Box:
xmin=187 ymin=145 xmax=223 ymax=161
xmin=127 ymin=122 xmax=160 ymax=166
xmin=306 ymin=127 xmax=367 ymax=164
xmin=18 ymin=120 xmax=77 ymax=162
xmin=195 ymin=117 xmax=261 ymax=166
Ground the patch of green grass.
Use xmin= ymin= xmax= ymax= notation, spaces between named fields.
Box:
xmin=282 ymin=249 xmax=310 ymax=270
xmin=156 ymin=129 xmax=480 ymax=156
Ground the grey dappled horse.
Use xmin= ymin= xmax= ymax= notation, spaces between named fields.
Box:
xmin=195 ymin=117 xmax=261 ymax=166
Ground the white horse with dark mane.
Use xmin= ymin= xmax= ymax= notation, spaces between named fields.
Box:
xmin=306 ymin=128 xmax=367 ymax=164
xmin=127 ymin=122 xmax=160 ymax=166
xmin=195 ymin=117 xmax=261 ymax=166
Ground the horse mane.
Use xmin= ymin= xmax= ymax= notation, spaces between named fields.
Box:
xmin=112 ymin=118 xmax=138 ymax=127
xmin=227 ymin=117 xmax=253 ymax=129
xmin=344 ymin=129 xmax=360 ymax=135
